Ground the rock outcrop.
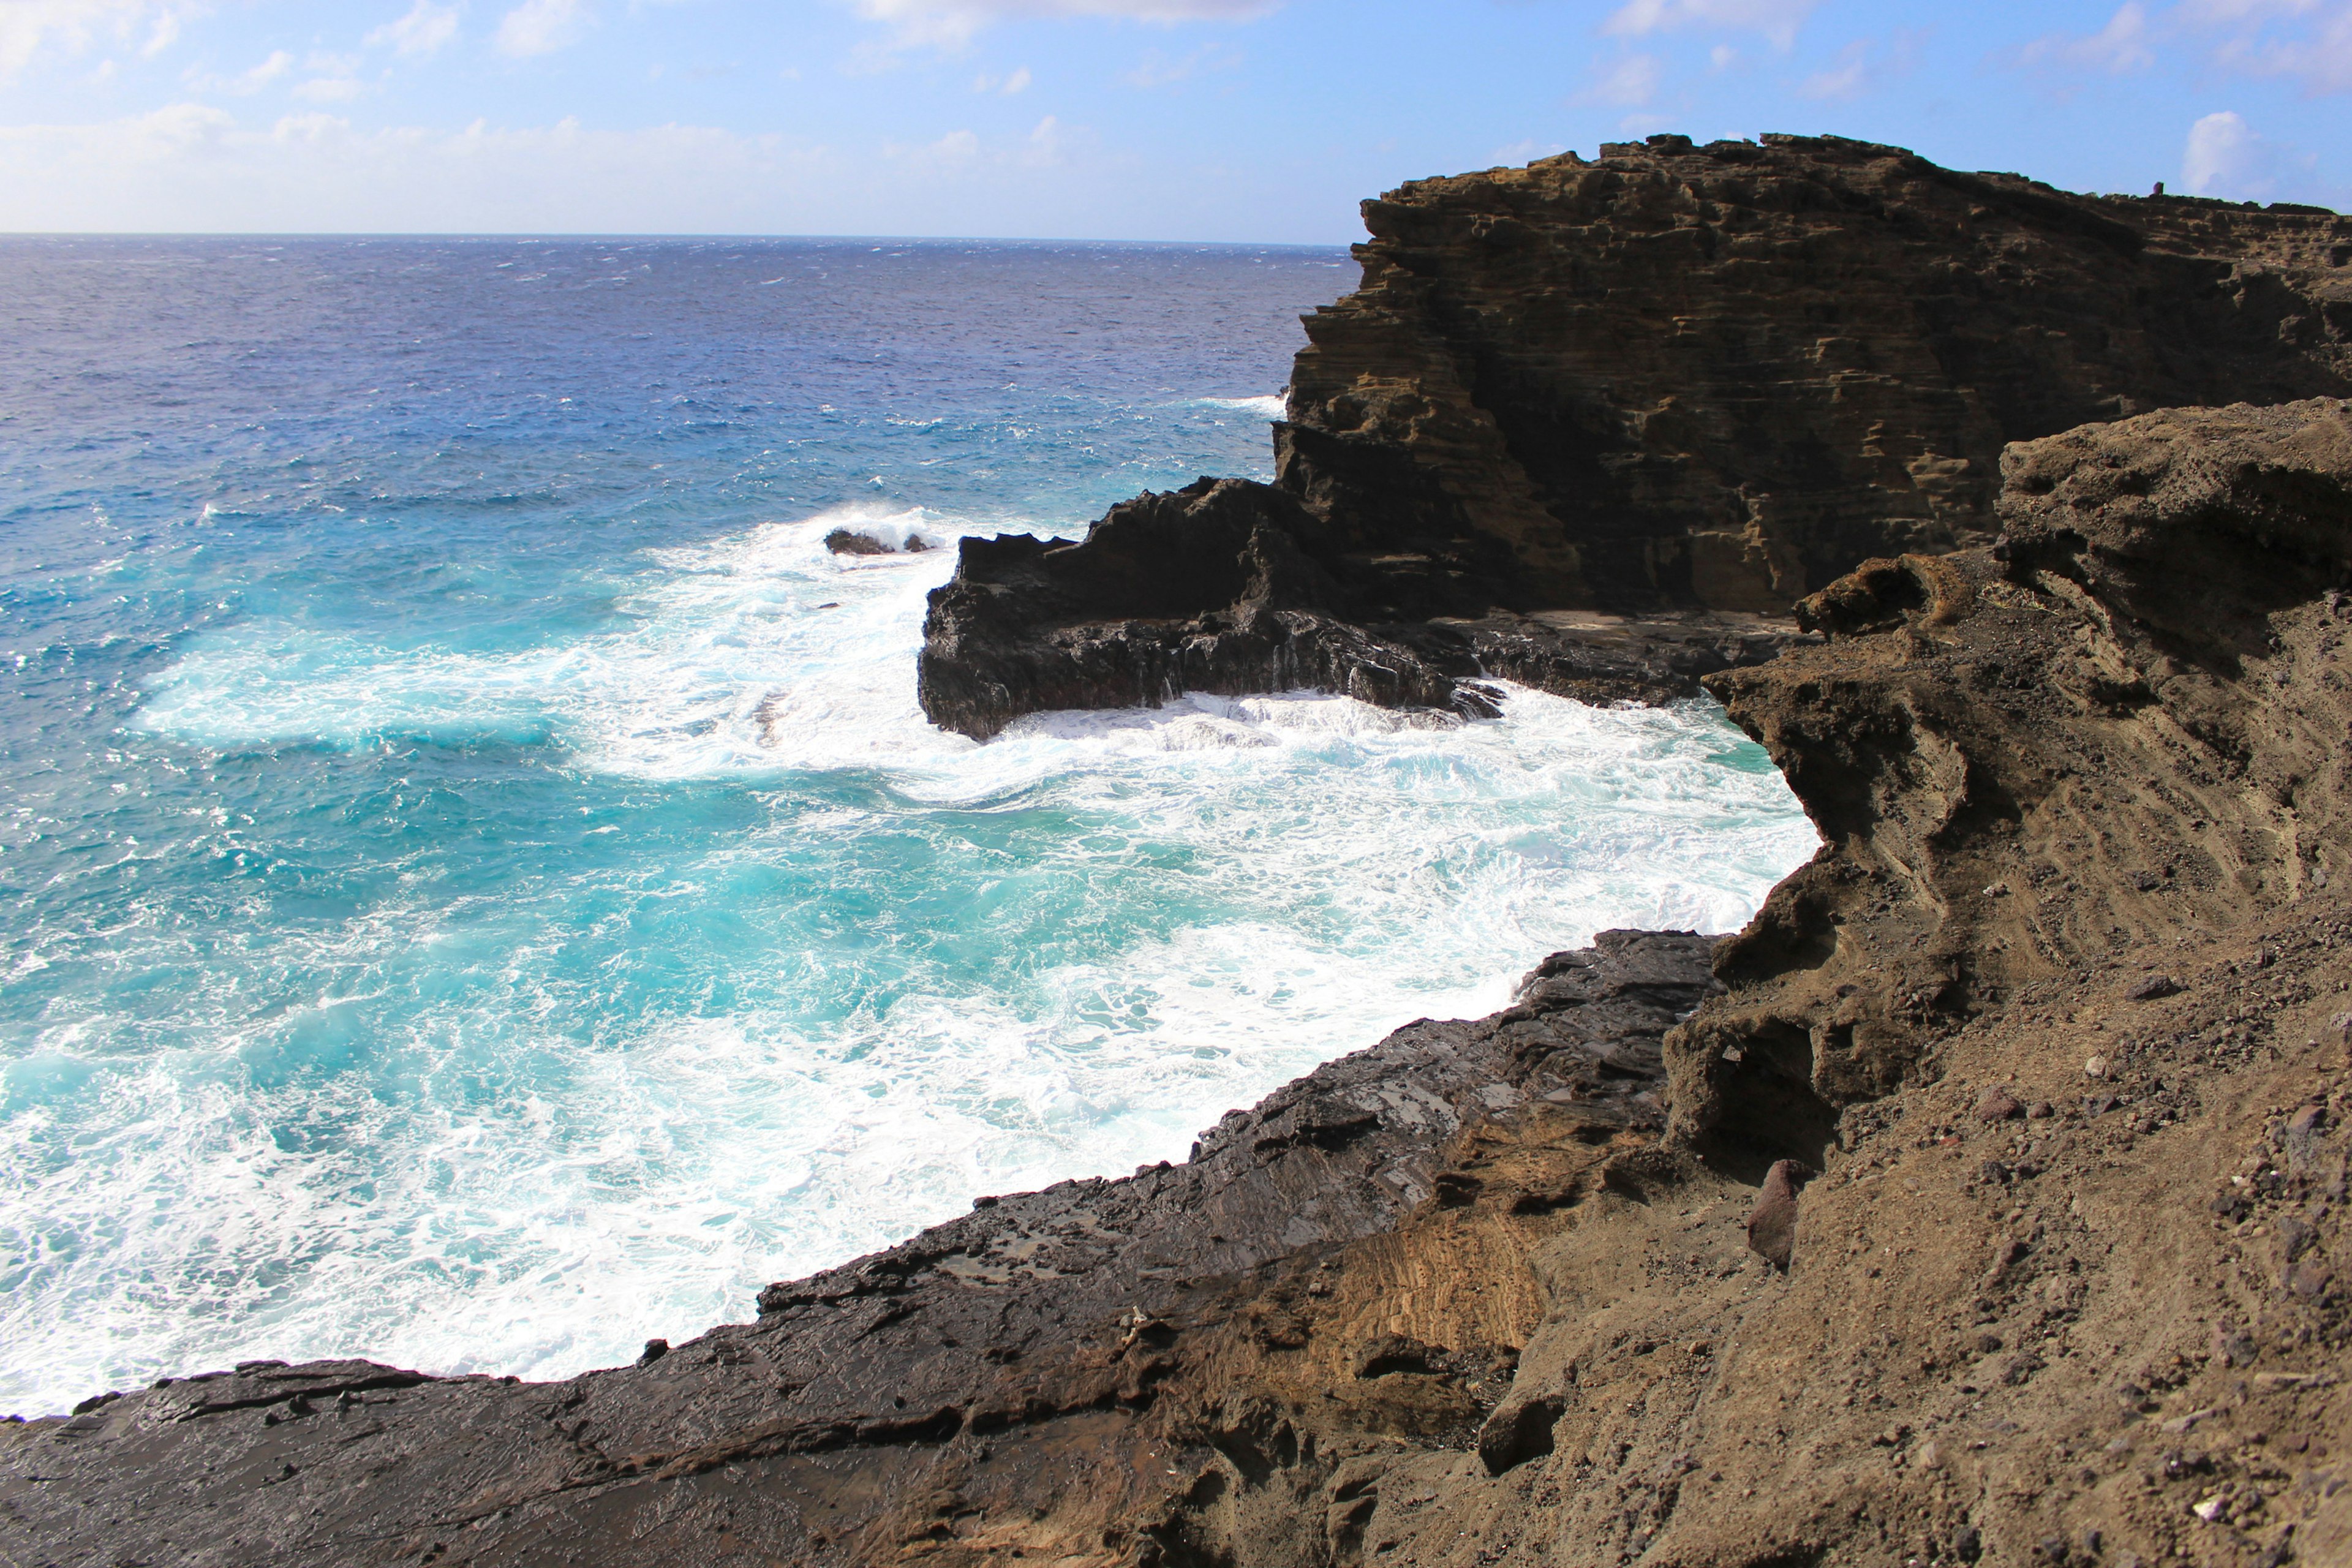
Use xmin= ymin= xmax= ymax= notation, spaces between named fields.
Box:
xmin=0 ymin=932 xmax=1722 ymax=1567
xmin=1283 ymin=134 xmax=2352 ymax=612
xmin=918 ymin=134 xmax=2352 ymax=738
xmin=918 ymin=477 xmax=1804 ymax=739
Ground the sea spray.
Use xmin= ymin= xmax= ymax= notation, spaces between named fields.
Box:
xmin=0 ymin=236 xmax=1814 ymax=1417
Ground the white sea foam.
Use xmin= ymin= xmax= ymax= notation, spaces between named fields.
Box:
xmin=1193 ymin=394 xmax=1287 ymax=420
xmin=6 ymin=508 xmax=1819 ymax=1416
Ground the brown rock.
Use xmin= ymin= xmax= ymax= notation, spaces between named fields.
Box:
xmin=1977 ymin=1087 xmax=2027 ymax=1122
xmin=1746 ymin=1158 xmax=1815 ymax=1269
xmin=1284 ymin=134 xmax=2350 ymax=613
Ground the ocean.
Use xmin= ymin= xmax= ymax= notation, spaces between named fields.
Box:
xmin=0 ymin=236 xmax=1815 ymax=1417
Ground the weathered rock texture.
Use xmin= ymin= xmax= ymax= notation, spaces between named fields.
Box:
xmin=918 ymin=477 xmax=1804 ymax=739
xmin=0 ymin=932 xmax=1723 ymax=1566
xmin=918 ymin=134 xmax=2352 ymax=739
xmin=1283 ymin=133 xmax=2352 ymax=613
xmin=19 ymin=399 xmax=2352 ymax=1568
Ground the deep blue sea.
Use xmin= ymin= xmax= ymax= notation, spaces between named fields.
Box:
xmin=0 ymin=236 xmax=1814 ymax=1417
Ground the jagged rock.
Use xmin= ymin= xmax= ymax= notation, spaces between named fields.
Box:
xmin=1668 ymin=397 xmax=2352 ymax=1160
xmin=917 ymin=476 xmax=1809 ymax=739
xmin=919 ymin=136 xmax=2350 ymax=739
xmin=4 ymin=932 xmax=1717 ymax=1566
xmin=1284 ymin=133 xmax=2352 ymax=612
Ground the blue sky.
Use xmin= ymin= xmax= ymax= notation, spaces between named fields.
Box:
xmin=0 ymin=0 xmax=2343 ymax=237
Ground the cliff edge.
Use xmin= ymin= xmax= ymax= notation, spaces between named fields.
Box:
xmin=919 ymin=134 xmax=2352 ymax=739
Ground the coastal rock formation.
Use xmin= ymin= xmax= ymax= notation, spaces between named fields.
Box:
xmin=918 ymin=134 xmax=2351 ymax=738
xmin=0 ymin=932 xmax=1722 ymax=1566
xmin=1668 ymin=398 xmax=2352 ymax=1161
xmin=1283 ymin=133 xmax=2352 ymax=612
xmin=918 ymin=477 xmax=1803 ymax=739
xmin=20 ymin=396 xmax=2352 ymax=1567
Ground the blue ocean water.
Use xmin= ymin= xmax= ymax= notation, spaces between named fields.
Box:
xmin=0 ymin=237 xmax=1815 ymax=1417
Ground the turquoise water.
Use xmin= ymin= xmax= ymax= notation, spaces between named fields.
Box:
xmin=0 ymin=237 xmax=1815 ymax=1416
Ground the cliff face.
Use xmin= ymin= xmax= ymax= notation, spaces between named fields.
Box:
xmin=1283 ymin=133 xmax=2352 ymax=613
xmin=918 ymin=134 xmax=2352 ymax=740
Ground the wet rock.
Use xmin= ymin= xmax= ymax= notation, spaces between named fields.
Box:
xmin=823 ymin=528 xmax=896 ymax=556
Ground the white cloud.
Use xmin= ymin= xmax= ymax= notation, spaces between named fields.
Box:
xmin=1602 ymin=0 xmax=1815 ymax=52
xmin=1798 ymin=29 xmax=1920 ymax=100
xmin=185 ymin=48 xmax=307 ymax=96
xmin=0 ymin=105 xmax=853 ymax=232
xmin=1121 ymin=41 xmax=1240 ymax=86
xmin=1576 ymin=53 xmax=1661 ymax=107
xmin=0 ymin=0 xmax=190 ymax=81
xmin=293 ymin=72 xmax=369 ymax=104
xmin=368 ymin=1 xmax=460 ymax=58
xmin=2191 ymin=0 xmax=2352 ymax=93
xmin=2180 ymin=108 xmax=2290 ymax=196
xmin=856 ymin=0 xmax=1278 ymax=51
xmin=497 ymin=0 xmax=589 ymax=57
xmin=1023 ymin=112 xmax=1063 ymax=165
xmin=971 ymin=63 xmax=1031 ymax=91
xmin=2017 ymin=2 xmax=2156 ymax=74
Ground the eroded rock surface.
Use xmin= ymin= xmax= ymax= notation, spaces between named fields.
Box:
xmin=1 ymin=932 xmax=1719 ymax=1566
xmin=917 ymin=477 xmax=1804 ymax=738
xmin=919 ymin=134 xmax=2351 ymax=738
xmin=1284 ymin=133 xmax=2352 ymax=612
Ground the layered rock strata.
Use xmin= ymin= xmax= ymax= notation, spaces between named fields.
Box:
xmin=1283 ymin=134 xmax=2352 ymax=612
xmin=18 ymin=398 xmax=2352 ymax=1567
xmin=918 ymin=134 xmax=2352 ymax=739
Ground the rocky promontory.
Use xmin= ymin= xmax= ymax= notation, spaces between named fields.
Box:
xmin=919 ymin=134 xmax=2351 ymax=739
xmin=12 ymin=146 xmax=2352 ymax=1568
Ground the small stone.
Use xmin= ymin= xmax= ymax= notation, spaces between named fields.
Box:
xmin=1976 ymin=1087 xmax=2026 ymax=1122
xmin=2084 ymin=1055 xmax=2109 ymax=1079
xmin=2192 ymin=1493 xmax=2227 ymax=1521
xmin=2029 ymin=1101 xmax=2054 ymax=1119
xmin=1744 ymin=1158 xmax=1814 ymax=1269
xmin=2127 ymin=974 xmax=2183 ymax=1001
xmin=639 ymin=1338 xmax=669 ymax=1365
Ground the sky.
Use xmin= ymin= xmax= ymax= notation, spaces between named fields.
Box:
xmin=0 ymin=0 xmax=2344 ymax=239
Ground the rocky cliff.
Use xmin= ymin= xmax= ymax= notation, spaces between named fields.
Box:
xmin=919 ymin=134 xmax=2352 ymax=740
xmin=14 ymin=147 xmax=2352 ymax=1568
xmin=16 ymin=399 xmax=2352 ymax=1568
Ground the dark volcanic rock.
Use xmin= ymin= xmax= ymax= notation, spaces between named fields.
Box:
xmin=2 ymin=932 xmax=1717 ymax=1567
xmin=919 ymin=134 xmax=2348 ymax=738
xmin=1284 ymin=133 xmax=2352 ymax=612
xmin=917 ymin=476 xmax=1808 ymax=739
